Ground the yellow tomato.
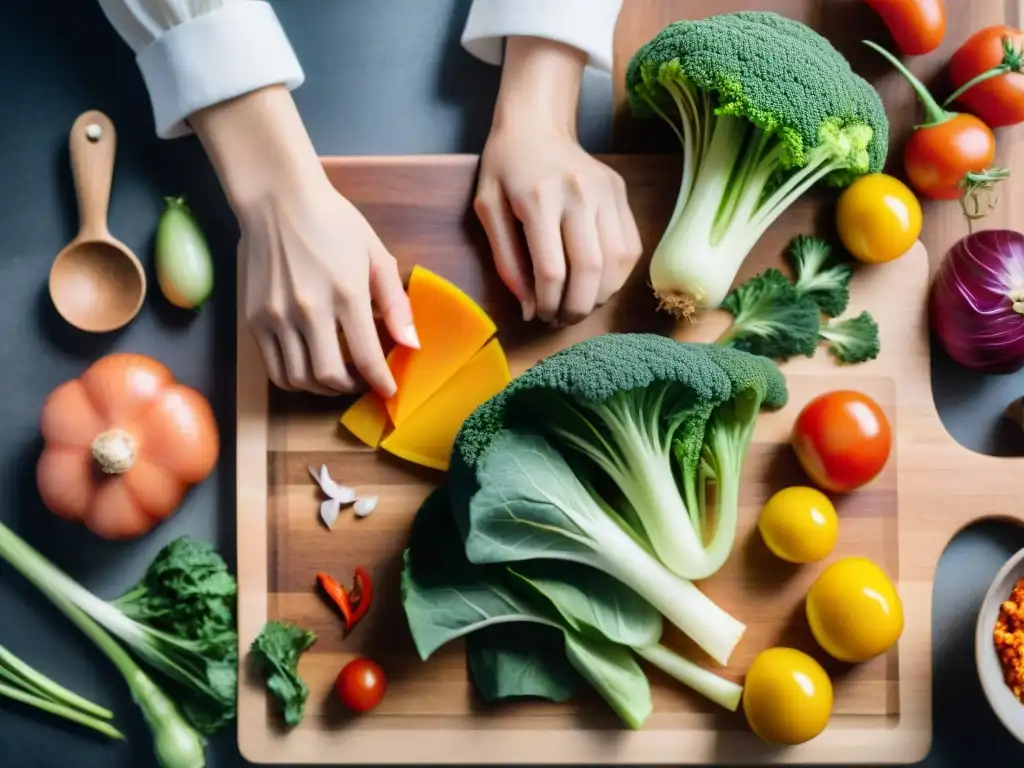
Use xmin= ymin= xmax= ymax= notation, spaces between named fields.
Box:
xmin=806 ymin=556 xmax=904 ymax=663
xmin=835 ymin=173 xmax=922 ymax=264
xmin=742 ymin=647 xmax=834 ymax=745
xmin=757 ymin=486 xmax=838 ymax=564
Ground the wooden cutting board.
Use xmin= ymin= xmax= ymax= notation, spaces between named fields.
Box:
xmin=236 ymin=1 xmax=1024 ymax=764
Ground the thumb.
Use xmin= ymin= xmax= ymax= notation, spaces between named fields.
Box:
xmin=370 ymin=251 xmax=420 ymax=350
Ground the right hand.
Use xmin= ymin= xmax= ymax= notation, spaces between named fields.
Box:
xmin=239 ymin=177 xmax=419 ymax=396
xmin=189 ymin=86 xmax=419 ymax=398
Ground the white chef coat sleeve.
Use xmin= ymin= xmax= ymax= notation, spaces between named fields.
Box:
xmin=460 ymin=0 xmax=623 ymax=73
xmin=96 ymin=0 xmax=305 ymax=139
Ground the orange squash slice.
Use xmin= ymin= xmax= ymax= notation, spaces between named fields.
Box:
xmin=379 ymin=339 xmax=510 ymax=471
xmin=383 ymin=266 xmax=497 ymax=426
xmin=339 ymin=391 xmax=390 ymax=449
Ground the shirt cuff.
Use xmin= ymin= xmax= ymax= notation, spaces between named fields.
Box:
xmin=461 ymin=0 xmax=622 ymax=73
xmin=136 ymin=1 xmax=305 ymax=139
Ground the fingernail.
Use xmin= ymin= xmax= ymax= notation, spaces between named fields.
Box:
xmin=522 ymin=297 xmax=536 ymax=322
xmin=400 ymin=324 xmax=421 ymax=349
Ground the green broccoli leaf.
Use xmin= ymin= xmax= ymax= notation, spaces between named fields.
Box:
xmin=785 ymin=235 xmax=854 ymax=317
xmin=717 ymin=268 xmax=821 ymax=360
xmin=249 ymin=621 xmax=317 ymax=727
xmin=820 ymin=311 xmax=880 ymax=364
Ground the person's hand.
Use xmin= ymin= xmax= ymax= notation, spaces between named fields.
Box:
xmin=190 ymin=86 xmax=418 ymax=396
xmin=239 ymin=179 xmax=417 ymax=395
xmin=474 ymin=37 xmax=643 ymax=325
xmin=476 ymin=124 xmax=642 ymax=325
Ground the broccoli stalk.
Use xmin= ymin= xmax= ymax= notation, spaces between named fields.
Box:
xmin=627 ymin=12 xmax=888 ymax=317
xmin=715 ymin=269 xmax=821 ymax=360
xmin=820 ymin=311 xmax=880 ymax=364
xmin=785 ymin=235 xmax=854 ymax=317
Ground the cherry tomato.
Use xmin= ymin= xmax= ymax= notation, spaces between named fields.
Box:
xmin=835 ymin=173 xmax=922 ymax=264
xmin=948 ymin=26 xmax=1024 ymax=128
xmin=791 ymin=390 xmax=892 ymax=494
xmin=863 ymin=0 xmax=946 ymax=56
xmin=335 ymin=657 xmax=387 ymax=713
xmin=903 ymin=113 xmax=996 ymax=200
xmin=865 ymin=40 xmax=997 ymax=201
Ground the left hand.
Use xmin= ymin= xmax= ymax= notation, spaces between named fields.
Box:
xmin=473 ymin=38 xmax=643 ymax=326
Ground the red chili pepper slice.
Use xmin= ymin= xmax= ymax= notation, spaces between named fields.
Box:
xmin=348 ymin=567 xmax=373 ymax=628
xmin=316 ymin=571 xmax=353 ymax=628
xmin=316 ymin=567 xmax=374 ymax=632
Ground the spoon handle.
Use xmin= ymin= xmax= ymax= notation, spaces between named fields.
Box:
xmin=68 ymin=110 xmax=116 ymax=240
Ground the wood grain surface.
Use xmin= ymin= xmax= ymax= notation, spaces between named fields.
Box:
xmin=236 ymin=1 xmax=1024 ymax=764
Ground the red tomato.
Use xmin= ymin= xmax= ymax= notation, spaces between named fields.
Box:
xmin=948 ymin=26 xmax=1024 ymax=128
xmin=903 ymin=113 xmax=996 ymax=199
xmin=791 ymin=391 xmax=892 ymax=494
xmin=335 ymin=658 xmax=387 ymax=713
xmin=863 ymin=0 xmax=947 ymax=56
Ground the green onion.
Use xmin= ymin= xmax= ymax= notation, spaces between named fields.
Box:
xmin=0 ymin=523 xmax=206 ymax=768
xmin=0 ymin=645 xmax=124 ymax=740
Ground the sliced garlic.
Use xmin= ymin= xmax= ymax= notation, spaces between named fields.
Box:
xmin=308 ymin=464 xmax=356 ymax=504
xmin=320 ymin=498 xmax=342 ymax=529
xmin=353 ymin=496 xmax=378 ymax=518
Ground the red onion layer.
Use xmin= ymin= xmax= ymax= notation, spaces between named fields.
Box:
xmin=929 ymin=230 xmax=1024 ymax=374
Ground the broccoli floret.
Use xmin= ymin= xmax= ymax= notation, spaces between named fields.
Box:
xmin=785 ymin=235 xmax=854 ymax=318
xmin=820 ymin=311 xmax=880 ymax=364
xmin=627 ymin=12 xmax=889 ymax=318
xmin=716 ymin=268 xmax=822 ymax=360
xmin=450 ymin=333 xmax=787 ymax=581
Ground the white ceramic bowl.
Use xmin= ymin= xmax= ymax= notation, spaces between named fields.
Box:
xmin=976 ymin=547 xmax=1024 ymax=743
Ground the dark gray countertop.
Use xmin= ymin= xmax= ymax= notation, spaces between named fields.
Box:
xmin=1 ymin=2 xmax=1022 ymax=766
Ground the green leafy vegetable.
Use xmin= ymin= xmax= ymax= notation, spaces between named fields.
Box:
xmin=785 ymin=235 xmax=854 ymax=317
xmin=467 ymin=625 xmax=581 ymax=703
xmin=627 ymin=11 xmax=888 ymax=317
xmin=820 ymin=311 xmax=881 ymax=364
xmin=250 ymin=621 xmax=317 ymax=727
xmin=716 ymin=268 xmax=821 ymax=360
xmin=463 ymin=431 xmax=743 ymax=665
xmin=452 ymin=334 xmax=786 ymax=586
xmin=0 ymin=645 xmax=123 ymax=740
xmin=111 ymin=536 xmax=237 ymax=733
xmin=401 ymin=487 xmax=743 ymax=728
xmin=0 ymin=523 xmax=206 ymax=768
xmin=114 ymin=536 xmax=235 ymax=634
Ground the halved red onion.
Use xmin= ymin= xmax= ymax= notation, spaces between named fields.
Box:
xmin=929 ymin=230 xmax=1024 ymax=374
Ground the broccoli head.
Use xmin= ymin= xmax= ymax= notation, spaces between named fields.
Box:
xmin=820 ymin=311 xmax=880 ymax=364
xmin=785 ymin=235 xmax=854 ymax=318
xmin=626 ymin=11 xmax=889 ymax=317
xmin=450 ymin=333 xmax=787 ymax=581
xmin=717 ymin=268 xmax=822 ymax=361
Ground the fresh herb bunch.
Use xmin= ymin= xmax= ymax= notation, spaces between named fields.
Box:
xmin=250 ymin=621 xmax=317 ymax=727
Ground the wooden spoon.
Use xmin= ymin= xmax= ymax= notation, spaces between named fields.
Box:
xmin=49 ymin=110 xmax=146 ymax=333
